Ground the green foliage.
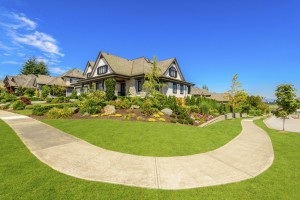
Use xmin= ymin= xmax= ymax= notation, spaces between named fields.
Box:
xmin=70 ymin=89 xmax=77 ymax=99
xmin=166 ymin=95 xmax=177 ymax=111
xmin=51 ymin=85 xmax=65 ymax=97
xmin=24 ymin=88 xmax=35 ymax=97
xmin=15 ymin=86 xmax=26 ymax=96
xmin=142 ymin=56 xmax=164 ymax=98
xmin=12 ymin=100 xmax=26 ymax=110
xmin=0 ymin=91 xmax=17 ymax=103
xmin=46 ymin=107 xmax=74 ymax=119
xmin=108 ymin=99 xmax=131 ymax=109
xmin=32 ymin=103 xmax=75 ymax=116
xmin=20 ymin=57 xmax=49 ymax=75
xmin=41 ymin=85 xmax=50 ymax=98
xmin=78 ymin=91 xmax=106 ymax=114
xmin=141 ymin=99 xmax=156 ymax=116
xmin=104 ymin=78 xmax=116 ymax=100
xmin=275 ymin=84 xmax=298 ymax=116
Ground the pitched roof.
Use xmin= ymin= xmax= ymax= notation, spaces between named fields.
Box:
xmin=98 ymin=52 xmax=176 ymax=77
xmin=36 ymin=75 xmax=57 ymax=85
xmin=13 ymin=74 xmax=36 ymax=88
xmin=207 ymin=93 xmax=229 ymax=102
xmin=60 ymin=68 xmax=85 ymax=79
xmin=191 ymin=87 xmax=210 ymax=96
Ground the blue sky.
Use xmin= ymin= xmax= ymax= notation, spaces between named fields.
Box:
xmin=0 ymin=0 xmax=299 ymax=99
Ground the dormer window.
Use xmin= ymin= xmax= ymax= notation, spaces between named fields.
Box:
xmin=87 ymin=73 xmax=91 ymax=78
xmin=169 ymin=66 xmax=177 ymax=78
xmin=97 ymin=65 xmax=108 ymax=75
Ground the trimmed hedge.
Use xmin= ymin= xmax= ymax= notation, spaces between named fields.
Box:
xmin=32 ymin=103 xmax=75 ymax=116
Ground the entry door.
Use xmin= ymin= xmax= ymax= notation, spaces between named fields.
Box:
xmin=120 ymin=83 xmax=126 ymax=96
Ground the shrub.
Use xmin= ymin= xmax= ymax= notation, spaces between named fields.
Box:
xmin=25 ymin=105 xmax=34 ymax=110
xmin=46 ymin=107 xmax=74 ymax=119
xmin=104 ymin=78 xmax=116 ymax=101
xmin=29 ymin=97 xmax=43 ymax=101
xmin=190 ymin=105 xmax=200 ymax=113
xmin=148 ymin=118 xmax=156 ymax=122
xmin=15 ymin=86 xmax=26 ymax=96
xmin=170 ymin=119 xmax=177 ymax=123
xmin=46 ymin=98 xmax=53 ymax=103
xmin=136 ymin=116 xmax=145 ymax=121
xmin=187 ymin=118 xmax=194 ymax=125
xmin=32 ymin=105 xmax=46 ymax=116
xmin=158 ymin=117 xmax=166 ymax=121
xmin=24 ymin=88 xmax=35 ymax=97
xmin=1 ymin=104 xmax=10 ymax=110
xmin=142 ymin=99 xmax=156 ymax=116
xmin=170 ymin=114 xmax=176 ymax=118
xmin=20 ymin=97 xmax=31 ymax=105
xmin=177 ymin=119 xmax=184 ymax=124
xmin=78 ymin=91 xmax=106 ymax=114
xmin=70 ymin=89 xmax=77 ymax=99
xmin=51 ymin=98 xmax=60 ymax=104
xmin=12 ymin=100 xmax=26 ymax=110
xmin=41 ymin=85 xmax=50 ymax=98
xmin=130 ymin=96 xmax=144 ymax=107
xmin=199 ymin=102 xmax=209 ymax=114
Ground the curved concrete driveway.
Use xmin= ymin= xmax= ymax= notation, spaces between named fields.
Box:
xmin=265 ymin=116 xmax=300 ymax=133
xmin=0 ymin=110 xmax=274 ymax=190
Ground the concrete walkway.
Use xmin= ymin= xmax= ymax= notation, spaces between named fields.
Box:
xmin=265 ymin=116 xmax=300 ymax=133
xmin=0 ymin=110 xmax=274 ymax=190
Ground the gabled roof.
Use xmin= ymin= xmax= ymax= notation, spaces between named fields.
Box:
xmin=92 ymin=51 xmax=180 ymax=78
xmin=47 ymin=77 xmax=66 ymax=86
xmin=36 ymin=75 xmax=57 ymax=85
xmin=207 ymin=93 xmax=229 ymax=102
xmin=60 ymin=68 xmax=85 ymax=79
xmin=12 ymin=74 xmax=36 ymax=88
xmin=191 ymin=87 xmax=210 ymax=96
xmin=83 ymin=61 xmax=96 ymax=75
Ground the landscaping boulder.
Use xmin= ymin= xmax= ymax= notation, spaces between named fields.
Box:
xmin=103 ymin=105 xmax=116 ymax=115
xmin=225 ymin=113 xmax=233 ymax=120
xmin=130 ymin=105 xmax=140 ymax=109
xmin=234 ymin=113 xmax=241 ymax=118
xmin=241 ymin=113 xmax=248 ymax=118
xmin=161 ymin=108 xmax=173 ymax=116
xmin=70 ymin=107 xmax=79 ymax=114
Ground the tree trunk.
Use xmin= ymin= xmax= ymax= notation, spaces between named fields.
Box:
xmin=283 ymin=118 xmax=285 ymax=131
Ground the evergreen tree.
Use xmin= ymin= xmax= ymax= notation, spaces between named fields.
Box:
xmin=20 ymin=57 xmax=49 ymax=75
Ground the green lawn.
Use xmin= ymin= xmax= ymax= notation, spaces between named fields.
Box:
xmin=42 ymin=119 xmax=242 ymax=156
xmin=0 ymin=119 xmax=299 ymax=199
xmin=12 ymin=109 xmax=32 ymax=115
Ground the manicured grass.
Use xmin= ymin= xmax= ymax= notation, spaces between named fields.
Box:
xmin=13 ymin=109 xmax=32 ymax=115
xmin=42 ymin=119 xmax=242 ymax=156
xmin=0 ymin=119 xmax=299 ymax=199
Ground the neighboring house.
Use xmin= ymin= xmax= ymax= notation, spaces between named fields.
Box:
xmin=0 ymin=80 xmax=5 ymax=88
xmin=191 ymin=87 xmax=229 ymax=103
xmin=73 ymin=52 xmax=194 ymax=97
xmin=3 ymin=68 xmax=85 ymax=97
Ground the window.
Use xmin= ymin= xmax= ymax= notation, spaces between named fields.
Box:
xmin=169 ymin=66 xmax=177 ymax=78
xmin=180 ymin=84 xmax=184 ymax=94
xmin=137 ymin=80 xmax=142 ymax=92
xmin=173 ymin=83 xmax=177 ymax=94
xmin=97 ymin=65 xmax=108 ymax=75
xmin=87 ymin=73 xmax=91 ymax=78
xmin=70 ymin=78 xmax=73 ymax=83
xmin=188 ymin=86 xmax=191 ymax=94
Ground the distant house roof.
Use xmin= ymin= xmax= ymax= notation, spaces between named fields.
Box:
xmin=47 ymin=77 xmax=66 ymax=86
xmin=0 ymin=80 xmax=4 ymax=88
xmin=36 ymin=75 xmax=57 ymax=85
xmin=207 ymin=93 xmax=229 ymax=102
xmin=12 ymin=74 xmax=36 ymax=88
xmin=191 ymin=87 xmax=210 ymax=96
xmin=60 ymin=68 xmax=85 ymax=79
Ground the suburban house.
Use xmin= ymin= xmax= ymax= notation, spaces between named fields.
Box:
xmin=73 ymin=52 xmax=194 ymax=98
xmin=191 ymin=87 xmax=229 ymax=103
xmin=3 ymin=68 xmax=84 ymax=96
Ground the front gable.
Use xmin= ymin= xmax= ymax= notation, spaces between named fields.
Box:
xmin=91 ymin=56 xmax=113 ymax=77
xmin=163 ymin=59 xmax=185 ymax=81
xmin=83 ymin=62 xmax=94 ymax=78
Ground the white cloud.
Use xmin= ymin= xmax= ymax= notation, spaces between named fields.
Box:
xmin=12 ymin=31 xmax=64 ymax=57
xmin=0 ymin=9 xmax=64 ymax=68
xmin=49 ymin=67 xmax=67 ymax=74
xmin=1 ymin=61 xmax=21 ymax=65
xmin=12 ymin=13 xmax=37 ymax=30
